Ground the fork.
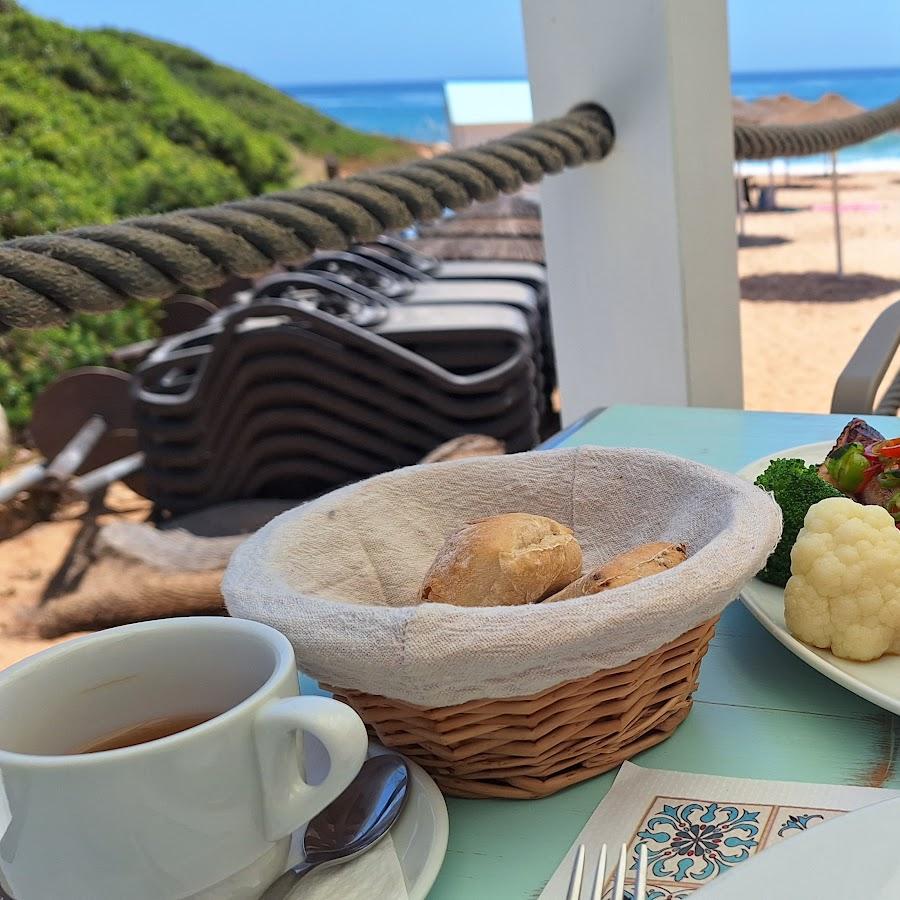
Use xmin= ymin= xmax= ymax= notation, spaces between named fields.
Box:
xmin=565 ymin=841 xmax=649 ymax=900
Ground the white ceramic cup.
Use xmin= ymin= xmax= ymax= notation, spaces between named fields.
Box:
xmin=0 ymin=616 xmax=368 ymax=900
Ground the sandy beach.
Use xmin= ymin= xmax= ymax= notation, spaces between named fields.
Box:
xmin=2 ymin=170 xmax=900 ymax=672
xmin=739 ymin=169 xmax=900 ymax=413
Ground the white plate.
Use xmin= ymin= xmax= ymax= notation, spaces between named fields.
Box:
xmin=693 ymin=796 xmax=900 ymax=898
xmin=738 ymin=441 xmax=900 ymax=715
xmin=300 ymin=741 xmax=449 ymax=900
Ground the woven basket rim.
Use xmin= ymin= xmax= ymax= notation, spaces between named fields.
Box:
xmin=229 ymin=447 xmax=778 ymax=622
xmin=224 ymin=446 xmax=781 ymax=707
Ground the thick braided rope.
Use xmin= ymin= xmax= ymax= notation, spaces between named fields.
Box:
xmin=734 ymin=97 xmax=900 ymax=159
xmin=0 ymin=104 xmax=614 ymax=329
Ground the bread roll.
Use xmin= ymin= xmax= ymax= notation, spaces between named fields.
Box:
xmin=544 ymin=542 xmax=686 ymax=603
xmin=420 ymin=513 xmax=583 ymax=607
xmin=419 ymin=435 xmax=506 ymax=464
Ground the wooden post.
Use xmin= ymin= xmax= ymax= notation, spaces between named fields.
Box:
xmin=830 ymin=151 xmax=844 ymax=277
xmin=522 ymin=0 xmax=743 ymax=421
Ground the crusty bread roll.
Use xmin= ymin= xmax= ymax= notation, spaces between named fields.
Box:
xmin=419 ymin=435 xmax=506 ymax=464
xmin=544 ymin=542 xmax=686 ymax=603
xmin=420 ymin=513 xmax=583 ymax=607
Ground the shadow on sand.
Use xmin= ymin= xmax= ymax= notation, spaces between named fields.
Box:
xmin=738 ymin=234 xmax=791 ymax=248
xmin=741 ymin=272 xmax=900 ymax=303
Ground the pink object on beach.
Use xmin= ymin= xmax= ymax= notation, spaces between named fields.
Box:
xmin=812 ymin=202 xmax=883 ymax=212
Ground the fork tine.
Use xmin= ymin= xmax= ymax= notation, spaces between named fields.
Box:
xmin=589 ymin=843 xmax=608 ymax=900
xmin=566 ymin=844 xmax=586 ymax=900
xmin=634 ymin=844 xmax=648 ymax=899
xmin=611 ymin=843 xmax=628 ymax=900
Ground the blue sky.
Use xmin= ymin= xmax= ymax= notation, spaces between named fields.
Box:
xmin=20 ymin=0 xmax=900 ymax=86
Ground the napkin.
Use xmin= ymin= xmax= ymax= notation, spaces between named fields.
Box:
xmin=284 ymin=834 xmax=408 ymax=900
xmin=290 ymin=738 xmax=410 ymax=900
xmin=539 ymin=762 xmax=900 ymax=899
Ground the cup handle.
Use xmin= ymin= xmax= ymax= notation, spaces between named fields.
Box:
xmin=253 ymin=695 xmax=368 ymax=841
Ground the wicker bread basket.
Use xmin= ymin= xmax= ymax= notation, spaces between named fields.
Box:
xmin=224 ymin=448 xmax=782 ymax=799
xmin=327 ymin=617 xmax=717 ymax=798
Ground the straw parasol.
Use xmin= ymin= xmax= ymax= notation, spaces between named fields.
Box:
xmin=732 ymin=98 xmax=765 ymax=233
xmin=454 ymin=195 xmax=541 ymax=220
xmin=732 ymin=94 xmax=814 ymax=234
xmin=745 ymin=93 xmax=813 ymax=124
xmin=766 ymin=93 xmax=865 ymax=276
xmin=411 ymin=236 xmax=545 ymax=263
xmin=418 ymin=217 xmax=544 ymax=238
xmin=415 ymin=192 xmax=544 ymax=254
xmin=732 ymin=97 xmax=767 ymax=124
xmin=767 ymin=92 xmax=864 ymax=125
xmin=743 ymin=95 xmax=815 ymax=186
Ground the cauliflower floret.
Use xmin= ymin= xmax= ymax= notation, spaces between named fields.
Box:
xmin=784 ymin=497 xmax=900 ymax=661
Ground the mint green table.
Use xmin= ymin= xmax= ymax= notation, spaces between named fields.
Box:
xmin=304 ymin=405 xmax=900 ymax=898
xmin=424 ymin=405 xmax=900 ymax=899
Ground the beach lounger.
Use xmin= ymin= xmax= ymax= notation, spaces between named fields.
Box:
xmin=831 ymin=299 xmax=900 ymax=415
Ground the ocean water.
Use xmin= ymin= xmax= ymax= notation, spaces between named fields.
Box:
xmin=285 ymin=81 xmax=449 ymax=144
xmin=285 ymin=68 xmax=900 ymax=171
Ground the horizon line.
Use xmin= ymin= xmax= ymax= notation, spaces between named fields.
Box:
xmin=280 ymin=65 xmax=900 ymax=90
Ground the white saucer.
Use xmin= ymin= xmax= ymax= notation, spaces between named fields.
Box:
xmin=300 ymin=739 xmax=449 ymax=900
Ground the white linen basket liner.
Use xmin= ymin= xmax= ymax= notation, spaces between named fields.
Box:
xmin=224 ymin=447 xmax=782 ymax=707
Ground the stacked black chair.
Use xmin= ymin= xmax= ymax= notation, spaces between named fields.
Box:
xmin=360 ymin=236 xmax=548 ymax=298
xmin=252 ymin=273 xmax=544 ymax=416
xmin=133 ymin=290 xmax=538 ymax=514
xmin=298 ymin=248 xmax=557 ymax=434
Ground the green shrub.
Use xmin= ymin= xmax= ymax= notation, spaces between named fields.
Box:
xmin=112 ymin=142 xmax=249 ymax=216
xmin=106 ymin=29 xmax=416 ymax=165
xmin=0 ymin=2 xmax=413 ymax=435
xmin=0 ymin=302 xmax=161 ymax=430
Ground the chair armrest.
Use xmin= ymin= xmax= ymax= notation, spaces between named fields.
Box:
xmin=831 ymin=299 xmax=900 ymax=414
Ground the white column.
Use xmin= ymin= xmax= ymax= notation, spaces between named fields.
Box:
xmin=522 ymin=0 xmax=743 ymax=422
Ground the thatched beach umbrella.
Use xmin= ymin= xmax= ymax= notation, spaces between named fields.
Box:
xmin=411 ymin=236 xmax=545 ymax=263
xmin=732 ymin=97 xmax=766 ymax=124
xmin=418 ymin=217 xmax=543 ymax=238
xmin=731 ymin=94 xmax=812 ymax=223
xmin=751 ymin=95 xmax=815 ymax=185
xmin=417 ymin=192 xmax=543 ymax=245
xmin=750 ymin=93 xmax=813 ymax=123
xmin=732 ymin=98 xmax=776 ymax=233
xmin=767 ymin=93 xmax=865 ymax=276
xmin=454 ymin=195 xmax=541 ymax=220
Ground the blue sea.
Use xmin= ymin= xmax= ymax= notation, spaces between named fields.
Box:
xmin=285 ymin=68 xmax=900 ymax=172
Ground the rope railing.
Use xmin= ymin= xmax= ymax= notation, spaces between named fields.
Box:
xmin=3 ymin=94 xmax=900 ymax=331
xmin=734 ymin=97 xmax=900 ymax=160
xmin=0 ymin=104 xmax=614 ymax=329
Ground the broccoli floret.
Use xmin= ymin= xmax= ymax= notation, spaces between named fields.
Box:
xmin=754 ymin=458 xmax=843 ymax=587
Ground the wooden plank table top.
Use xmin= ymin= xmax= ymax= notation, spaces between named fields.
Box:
xmin=319 ymin=405 xmax=900 ymax=899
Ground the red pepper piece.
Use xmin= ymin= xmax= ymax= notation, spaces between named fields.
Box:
xmin=859 ymin=462 xmax=884 ymax=492
xmin=872 ymin=438 xmax=900 ymax=459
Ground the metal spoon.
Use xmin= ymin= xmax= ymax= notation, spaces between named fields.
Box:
xmin=260 ymin=753 xmax=410 ymax=899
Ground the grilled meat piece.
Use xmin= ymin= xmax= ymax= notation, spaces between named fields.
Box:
xmin=860 ymin=478 xmax=894 ymax=507
xmin=817 ymin=460 xmax=838 ymax=487
xmin=818 ymin=418 xmax=887 ymax=491
xmin=830 ymin=417 xmax=885 ymax=451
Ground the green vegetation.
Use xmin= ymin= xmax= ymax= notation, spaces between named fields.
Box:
xmin=0 ymin=302 xmax=161 ymax=430
xmin=0 ymin=1 xmax=413 ymax=433
xmin=754 ymin=458 xmax=843 ymax=587
xmin=106 ymin=30 xmax=415 ymax=165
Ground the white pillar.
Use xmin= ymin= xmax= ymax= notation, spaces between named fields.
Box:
xmin=522 ymin=0 xmax=743 ymax=422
